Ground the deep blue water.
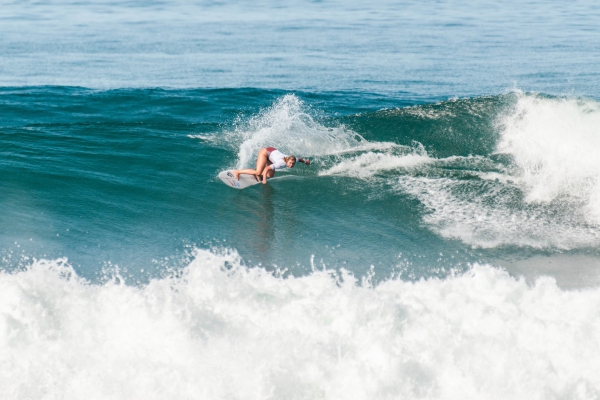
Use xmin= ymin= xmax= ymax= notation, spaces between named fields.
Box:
xmin=3 ymin=1 xmax=600 ymax=398
xmin=2 ymin=0 xmax=600 ymax=96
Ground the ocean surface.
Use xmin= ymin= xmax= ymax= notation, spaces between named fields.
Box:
xmin=2 ymin=1 xmax=600 ymax=399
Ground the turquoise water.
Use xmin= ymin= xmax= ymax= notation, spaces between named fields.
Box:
xmin=3 ymin=1 xmax=600 ymax=398
xmin=3 ymin=88 xmax=600 ymax=282
xmin=0 ymin=88 xmax=488 ymax=279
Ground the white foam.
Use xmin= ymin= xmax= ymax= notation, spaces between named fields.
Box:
xmin=497 ymin=93 xmax=600 ymax=223
xmin=398 ymin=176 xmax=600 ymax=249
xmin=2 ymin=250 xmax=600 ymax=399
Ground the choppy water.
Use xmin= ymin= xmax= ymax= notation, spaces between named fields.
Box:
xmin=3 ymin=1 xmax=600 ymax=399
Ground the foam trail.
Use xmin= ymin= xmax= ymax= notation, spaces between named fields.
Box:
xmin=319 ymin=145 xmax=431 ymax=178
xmin=2 ymin=249 xmax=600 ymax=399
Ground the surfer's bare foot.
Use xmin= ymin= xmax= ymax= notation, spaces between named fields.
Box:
xmin=233 ymin=170 xmax=240 ymax=180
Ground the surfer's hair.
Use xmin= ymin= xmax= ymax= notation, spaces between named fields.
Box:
xmin=284 ymin=155 xmax=297 ymax=163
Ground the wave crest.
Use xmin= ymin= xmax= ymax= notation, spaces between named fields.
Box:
xmin=497 ymin=93 xmax=600 ymax=224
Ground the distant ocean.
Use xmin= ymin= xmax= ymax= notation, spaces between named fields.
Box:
xmin=2 ymin=1 xmax=600 ymax=399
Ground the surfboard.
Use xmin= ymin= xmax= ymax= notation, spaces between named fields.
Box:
xmin=218 ymin=170 xmax=261 ymax=189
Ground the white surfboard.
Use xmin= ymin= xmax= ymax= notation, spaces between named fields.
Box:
xmin=218 ymin=170 xmax=261 ymax=189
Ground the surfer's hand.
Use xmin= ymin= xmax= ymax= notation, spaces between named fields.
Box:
xmin=305 ymin=159 xmax=310 ymax=165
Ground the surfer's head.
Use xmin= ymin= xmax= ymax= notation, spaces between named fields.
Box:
xmin=284 ymin=156 xmax=297 ymax=168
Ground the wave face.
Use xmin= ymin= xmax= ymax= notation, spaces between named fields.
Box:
xmin=3 ymin=250 xmax=600 ymax=400
xmin=3 ymin=88 xmax=600 ymax=277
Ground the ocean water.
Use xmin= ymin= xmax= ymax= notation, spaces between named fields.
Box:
xmin=3 ymin=1 xmax=600 ymax=399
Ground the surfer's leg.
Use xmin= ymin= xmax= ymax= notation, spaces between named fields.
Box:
xmin=254 ymin=148 xmax=269 ymax=176
xmin=234 ymin=148 xmax=270 ymax=180
xmin=234 ymin=168 xmax=258 ymax=180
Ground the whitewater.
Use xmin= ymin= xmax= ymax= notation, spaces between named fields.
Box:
xmin=3 ymin=250 xmax=600 ymax=400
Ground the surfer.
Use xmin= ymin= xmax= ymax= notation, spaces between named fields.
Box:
xmin=234 ymin=147 xmax=310 ymax=184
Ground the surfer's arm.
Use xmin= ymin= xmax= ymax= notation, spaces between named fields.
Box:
xmin=297 ymin=157 xmax=310 ymax=165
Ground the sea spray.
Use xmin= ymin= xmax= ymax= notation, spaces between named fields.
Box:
xmin=228 ymin=94 xmax=374 ymax=168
